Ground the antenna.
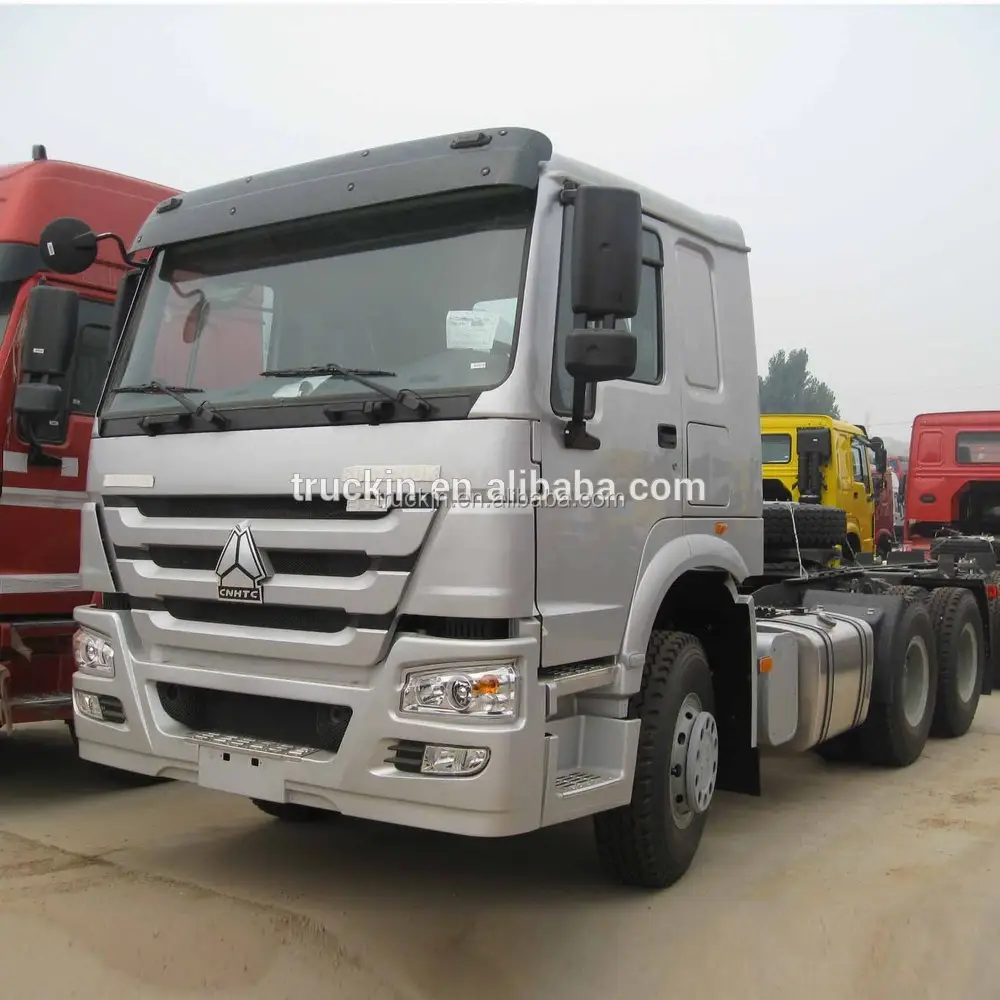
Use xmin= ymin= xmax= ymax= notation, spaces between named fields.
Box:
xmin=32 ymin=144 xmax=47 ymax=161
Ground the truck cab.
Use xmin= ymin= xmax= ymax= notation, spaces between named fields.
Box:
xmin=28 ymin=128 xmax=993 ymax=892
xmin=0 ymin=146 xmax=175 ymax=733
xmin=760 ymin=413 xmax=889 ymax=557
xmin=904 ymin=410 xmax=1000 ymax=548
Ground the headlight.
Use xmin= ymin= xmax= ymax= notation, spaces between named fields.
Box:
xmin=72 ymin=628 xmax=115 ymax=677
xmin=400 ymin=663 xmax=517 ymax=719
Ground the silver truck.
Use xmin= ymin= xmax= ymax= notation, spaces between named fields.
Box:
xmin=26 ymin=127 xmax=996 ymax=889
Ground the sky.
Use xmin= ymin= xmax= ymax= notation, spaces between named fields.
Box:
xmin=1 ymin=2 xmax=998 ymax=449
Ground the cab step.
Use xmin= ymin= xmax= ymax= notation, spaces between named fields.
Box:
xmin=540 ymin=714 xmax=640 ymax=826
xmin=540 ymin=661 xmax=618 ymax=715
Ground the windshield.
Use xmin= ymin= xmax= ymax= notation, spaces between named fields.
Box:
xmin=103 ymin=192 xmax=533 ymax=425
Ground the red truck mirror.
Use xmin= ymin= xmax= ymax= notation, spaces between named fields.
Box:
xmin=39 ymin=217 xmax=99 ymax=275
xmin=13 ymin=286 xmax=79 ymax=419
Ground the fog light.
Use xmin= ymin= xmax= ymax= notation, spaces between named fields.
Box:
xmin=401 ymin=663 xmax=517 ymax=719
xmin=75 ymin=690 xmax=103 ymax=721
xmin=73 ymin=629 xmax=115 ymax=677
xmin=421 ymin=745 xmax=490 ymax=776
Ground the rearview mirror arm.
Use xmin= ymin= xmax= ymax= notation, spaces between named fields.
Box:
xmin=92 ymin=232 xmax=150 ymax=270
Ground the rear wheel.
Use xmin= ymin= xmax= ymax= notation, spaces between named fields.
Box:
xmin=593 ymin=630 xmax=718 ymax=889
xmin=251 ymin=799 xmax=333 ymax=822
xmin=927 ymin=587 xmax=984 ymax=738
xmin=859 ymin=600 xmax=938 ymax=767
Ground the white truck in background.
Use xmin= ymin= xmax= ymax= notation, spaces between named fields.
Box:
xmin=26 ymin=126 xmax=997 ymax=889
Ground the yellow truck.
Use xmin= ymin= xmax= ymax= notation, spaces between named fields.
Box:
xmin=760 ymin=414 xmax=889 ymax=558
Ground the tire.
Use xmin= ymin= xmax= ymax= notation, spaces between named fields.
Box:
xmin=988 ymin=571 xmax=1000 ymax=690
xmin=927 ymin=588 xmax=985 ymax=738
xmin=882 ymin=584 xmax=926 ymax=606
xmin=251 ymin=798 xmax=332 ymax=822
xmin=930 ymin=536 xmax=1000 ymax=559
xmin=859 ymin=599 xmax=938 ymax=767
xmin=593 ymin=630 xmax=718 ymax=889
xmin=763 ymin=502 xmax=848 ymax=550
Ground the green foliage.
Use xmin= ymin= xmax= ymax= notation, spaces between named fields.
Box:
xmin=758 ymin=348 xmax=840 ymax=419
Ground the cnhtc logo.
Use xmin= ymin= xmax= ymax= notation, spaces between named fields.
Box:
xmin=215 ymin=521 xmax=272 ymax=603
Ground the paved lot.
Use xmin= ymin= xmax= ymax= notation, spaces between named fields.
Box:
xmin=3 ymin=704 xmax=1000 ymax=1000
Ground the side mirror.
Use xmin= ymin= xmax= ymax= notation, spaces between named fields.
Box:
xmin=570 ymin=185 xmax=643 ymax=319
xmin=13 ymin=286 xmax=79 ymax=422
xmin=565 ymin=330 xmax=637 ymax=384
xmin=14 ymin=382 xmax=65 ymax=418
xmin=38 ymin=217 xmax=98 ymax=275
xmin=562 ymin=185 xmax=643 ymax=450
xmin=18 ymin=286 xmax=79 ymax=376
xmin=870 ymin=436 xmax=888 ymax=475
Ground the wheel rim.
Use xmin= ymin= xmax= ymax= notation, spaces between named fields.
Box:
xmin=955 ymin=621 xmax=979 ymax=704
xmin=668 ymin=692 xmax=719 ymax=829
xmin=902 ymin=634 xmax=931 ymax=728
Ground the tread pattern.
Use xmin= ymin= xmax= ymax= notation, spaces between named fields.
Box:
xmin=926 ymin=586 xmax=983 ymax=738
xmin=593 ymin=630 xmax=711 ymax=889
xmin=930 ymin=535 xmax=1000 ymax=559
xmin=882 ymin=584 xmax=927 ymax=605
xmin=763 ymin=502 xmax=848 ymax=550
xmin=859 ymin=600 xmax=937 ymax=767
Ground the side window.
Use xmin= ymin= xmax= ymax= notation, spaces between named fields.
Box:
xmin=851 ymin=441 xmax=868 ymax=485
xmin=676 ymin=242 xmax=720 ymax=390
xmin=25 ymin=296 xmax=113 ymax=444
xmin=68 ymin=298 xmax=114 ymax=414
xmin=551 ymin=209 xmax=663 ymax=416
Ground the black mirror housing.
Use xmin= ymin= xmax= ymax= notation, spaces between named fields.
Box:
xmin=869 ymin=436 xmax=888 ymax=475
xmin=571 ymin=185 xmax=643 ymax=320
xmin=565 ymin=329 xmax=637 ymax=383
xmin=14 ymin=382 xmax=64 ymax=418
xmin=20 ymin=286 xmax=79 ymax=376
xmin=38 ymin=217 xmax=99 ymax=275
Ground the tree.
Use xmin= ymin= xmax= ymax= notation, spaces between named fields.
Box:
xmin=758 ymin=348 xmax=840 ymax=418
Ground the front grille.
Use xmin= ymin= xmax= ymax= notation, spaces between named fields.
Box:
xmin=113 ymin=545 xmax=416 ymax=576
xmin=103 ymin=495 xmax=389 ymax=521
xmin=157 ymin=597 xmax=389 ymax=633
xmin=157 ymin=682 xmax=352 ymax=753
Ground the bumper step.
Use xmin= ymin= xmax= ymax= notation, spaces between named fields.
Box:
xmin=11 ymin=692 xmax=73 ymax=710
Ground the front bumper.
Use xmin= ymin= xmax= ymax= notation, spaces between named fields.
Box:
xmin=71 ymin=606 xmax=548 ymax=836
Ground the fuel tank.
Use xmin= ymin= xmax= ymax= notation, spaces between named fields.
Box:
xmin=755 ymin=607 xmax=875 ymax=752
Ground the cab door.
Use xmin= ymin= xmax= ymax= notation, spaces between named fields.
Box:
xmin=848 ymin=436 xmax=875 ymax=553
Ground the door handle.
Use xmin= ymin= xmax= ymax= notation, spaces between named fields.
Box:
xmin=658 ymin=424 xmax=677 ymax=449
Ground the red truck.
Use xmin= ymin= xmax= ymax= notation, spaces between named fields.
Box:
xmin=904 ymin=411 xmax=1000 ymax=550
xmin=0 ymin=146 xmax=175 ymax=743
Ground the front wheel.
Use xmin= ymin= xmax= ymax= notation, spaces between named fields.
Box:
xmin=593 ymin=630 xmax=718 ymax=889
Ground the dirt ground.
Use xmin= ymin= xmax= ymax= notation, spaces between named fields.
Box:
xmin=3 ymin=704 xmax=1000 ymax=1000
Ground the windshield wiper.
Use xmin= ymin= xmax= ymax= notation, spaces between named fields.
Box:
xmin=107 ymin=381 xmax=230 ymax=429
xmin=260 ymin=364 xmax=432 ymax=415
